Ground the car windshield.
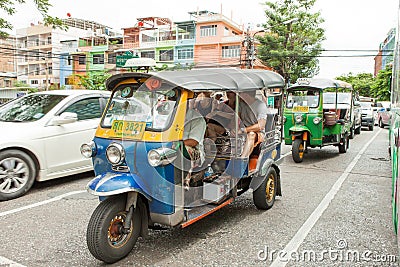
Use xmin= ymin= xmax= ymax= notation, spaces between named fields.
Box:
xmin=0 ymin=94 xmax=66 ymax=122
xmin=102 ymin=87 xmax=178 ymax=131
xmin=286 ymin=89 xmax=319 ymax=108
xmin=323 ymin=92 xmax=351 ymax=105
xmin=360 ymin=102 xmax=373 ymax=108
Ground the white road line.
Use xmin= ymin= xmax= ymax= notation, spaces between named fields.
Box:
xmin=270 ymin=129 xmax=382 ymax=267
xmin=0 ymin=190 xmax=86 ymax=217
xmin=0 ymin=256 xmax=26 ymax=267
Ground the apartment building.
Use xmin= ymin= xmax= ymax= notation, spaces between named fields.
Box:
xmin=374 ymin=28 xmax=396 ymax=76
xmin=0 ymin=36 xmax=17 ymax=88
xmin=15 ymin=18 xmax=116 ymax=89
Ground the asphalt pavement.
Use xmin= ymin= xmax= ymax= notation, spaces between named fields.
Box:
xmin=0 ymin=126 xmax=397 ymax=267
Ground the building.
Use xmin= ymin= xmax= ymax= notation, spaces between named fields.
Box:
xmin=15 ymin=18 xmax=119 ymax=89
xmin=192 ymin=11 xmax=244 ymax=68
xmin=374 ymin=28 xmax=396 ymax=76
xmin=0 ymin=35 xmax=17 ymax=88
xmin=120 ymin=11 xmax=248 ymax=69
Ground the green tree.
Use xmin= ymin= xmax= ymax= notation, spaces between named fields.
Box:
xmin=257 ymin=0 xmax=325 ymax=84
xmin=371 ymin=65 xmax=392 ymax=101
xmin=0 ymin=0 xmax=66 ymax=38
xmin=75 ymin=70 xmax=111 ymax=90
xmin=335 ymin=73 xmax=375 ymax=97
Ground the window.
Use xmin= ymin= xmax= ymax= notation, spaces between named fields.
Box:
xmin=47 ymin=36 xmax=52 ymax=44
xmin=224 ymin=27 xmax=230 ymax=36
xmin=159 ymin=49 xmax=173 ymax=61
xmin=200 ymin=25 xmax=217 ymax=37
xmin=31 ymin=80 xmax=38 ymax=85
xmin=93 ymin=54 xmax=105 ymax=64
xmin=177 ymin=48 xmax=194 ymax=60
xmin=78 ymin=55 xmax=86 ymax=65
xmin=141 ymin=51 xmax=155 ymax=59
xmin=222 ymin=45 xmax=241 ymax=58
xmin=48 ymin=66 xmax=52 ymax=75
xmin=108 ymin=53 xmax=116 ymax=64
xmin=63 ymin=98 xmax=102 ymax=121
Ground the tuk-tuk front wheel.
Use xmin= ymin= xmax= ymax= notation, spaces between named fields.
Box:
xmin=253 ymin=168 xmax=277 ymax=210
xmin=292 ymin=138 xmax=305 ymax=163
xmin=87 ymin=195 xmax=141 ymax=264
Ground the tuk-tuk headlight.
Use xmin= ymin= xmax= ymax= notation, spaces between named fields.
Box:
xmin=80 ymin=141 xmax=96 ymax=158
xmin=148 ymin=147 xmax=178 ymax=167
xmin=313 ymin=117 xmax=322 ymax=125
xmin=106 ymin=143 xmax=125 ymax=165
xmin=283 ymin=116 xmax=287 ymax=123
xmin=295 ymin=114 xmax=303 ymax=123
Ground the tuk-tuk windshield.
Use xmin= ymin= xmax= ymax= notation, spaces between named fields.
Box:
xmin=102 ymin=88 xmax=178 ymax=131
xmin=286 ymin=89 xmax=320 ymax=108
xmin=323 ymin=92 xmax=351 ymax=105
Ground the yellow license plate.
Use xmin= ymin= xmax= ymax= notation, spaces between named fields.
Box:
xmin=111 ymin=120 xmax=146 ymax=139
xmin=293 ymin=106 xmax=309 ymax=113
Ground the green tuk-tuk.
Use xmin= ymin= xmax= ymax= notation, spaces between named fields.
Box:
xmin=283 ymin=78 xmax=353 ymax=163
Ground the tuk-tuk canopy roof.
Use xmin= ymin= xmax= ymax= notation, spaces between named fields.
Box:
xmin=289 ymin=78 xmax=353 ymax=91
xmin=106 ymin=68 xmax=285 ymax=91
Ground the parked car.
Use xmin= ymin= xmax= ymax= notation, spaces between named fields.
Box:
xmin=360 ymin=100 xmax=375 ymax=131
xmin=0 ymin=90 xmax=110 ymax=200
xmin=376 ymin=101 xmax=391 ymax=128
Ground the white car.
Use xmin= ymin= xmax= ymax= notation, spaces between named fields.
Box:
xmin=0 ymin=90 xmax=110 ymax=200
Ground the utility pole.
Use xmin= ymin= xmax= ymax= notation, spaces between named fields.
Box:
xmin=241 ymin=26 xmax=253 ymax=69
xmin=44 ymin=56 xmax=49 ymax=91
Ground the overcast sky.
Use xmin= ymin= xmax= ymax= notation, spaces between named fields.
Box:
xmin=4 ymin=0 xmax=399 ymax=78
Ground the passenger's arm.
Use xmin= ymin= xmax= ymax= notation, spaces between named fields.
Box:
xmin=184 ymin=139 xmax=199 ymax=147
xmin=244 ymin=118 xmax=266 ymax=133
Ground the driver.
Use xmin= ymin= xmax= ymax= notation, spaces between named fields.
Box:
xmin=182 ymin=101 xmax=206 ymax=189
xmin=238 ymin=90 xmax=268 ymax=158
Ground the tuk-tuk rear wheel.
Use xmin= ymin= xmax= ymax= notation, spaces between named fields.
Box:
xmin=253 ymin=168 xmax=277 ymax=210
xmin=292 ymin=139 xmax=305 ymax=163
xmin=86 ymin=195 xmax=141 ymax=264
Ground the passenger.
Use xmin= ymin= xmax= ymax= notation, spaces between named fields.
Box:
xmin=206 ymin=91 xmax=237 ymax=141
xmin=193 ymin=92 xmax=217 ymax=118
xmin=238 ymin=90 xmax=268 ymax=158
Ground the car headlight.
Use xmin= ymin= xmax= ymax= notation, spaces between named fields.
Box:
xmin=295 ymin=114 xmax=303 ymax=123
xmin=106 ymin=143 xmax=125 ymax=165
xmin=80 ymin=141 xmax=96 ymax=158
xmin=313 ymin=117 xmax=322 ymax=125
xmin=148 ymin=147 xmax=178 ymax=167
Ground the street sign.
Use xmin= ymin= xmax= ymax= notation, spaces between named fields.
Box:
xmin=267 ymin=96 xmax=274 ymax=107
xmin=116 ymin=51 xmax=138 ymax=68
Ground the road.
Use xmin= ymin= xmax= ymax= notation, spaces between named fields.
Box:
xmin=0 ymin=127 xmax=397 ymax=267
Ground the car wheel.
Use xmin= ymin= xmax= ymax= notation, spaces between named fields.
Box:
xmin=355 ymin=126 xmax=361 ymax=135
xmin=368 ymin=124 xmax=374 ymax=131
xmin=0 ymin=150 xmax=36 ymax=201
xmin=253 ymin=167 xmax=277 ymax=210
xmin=379 ymin=119 xmax=384 ymax=128
xmin=349 ymin=126 xmax=355 ymax=139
